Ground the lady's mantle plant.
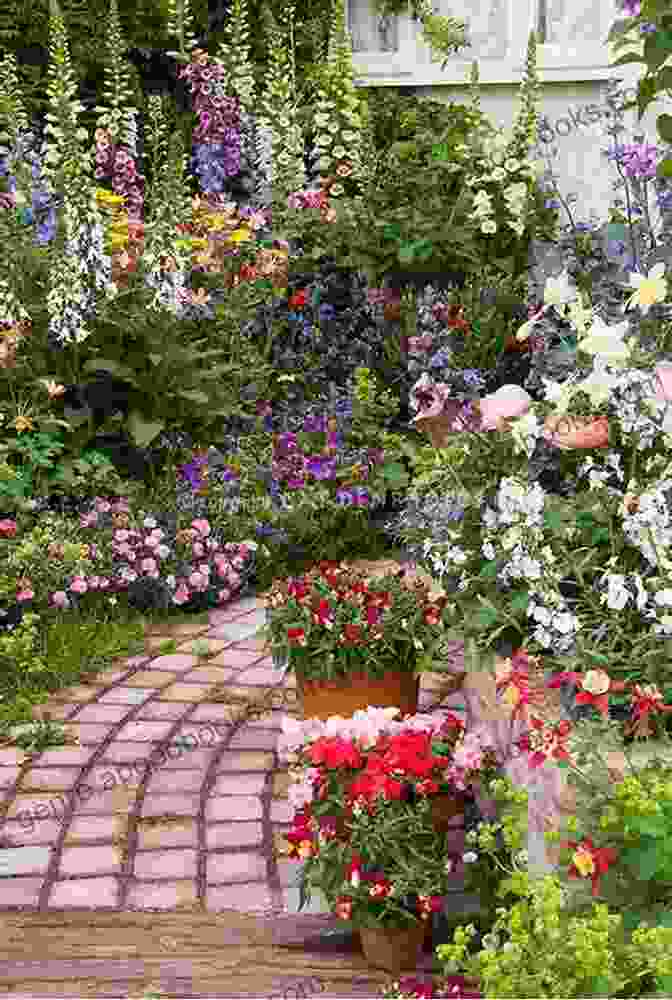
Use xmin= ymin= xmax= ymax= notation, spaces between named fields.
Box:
xmin=264 ymin=561 xmax=451 ymax=681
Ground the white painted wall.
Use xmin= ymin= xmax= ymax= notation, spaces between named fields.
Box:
xmin=348 ymin=0 xmax=665 ymax=224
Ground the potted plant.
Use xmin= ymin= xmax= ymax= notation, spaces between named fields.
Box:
xmin=279 ymin=707 xmax=502 ymax=971
xmin=263 ymin=561 xmax=452 ymax=720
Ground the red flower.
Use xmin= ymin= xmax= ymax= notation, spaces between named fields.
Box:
xmin=546 ymin=669 xmax=626 ymax=719
xmin=424 ymin=605 xmax=442 ymax=626
xmin=312 ymin=598 xmax=334 ymax=626
xmin=341 ymin=623 xmax=363 ymax=645
xmin=286 ymin=626 xmax=307 ymax=646
xmin=366 ymin=605 xmax=381 ymax=626
xmin=368 ymin=591 xmax=393 ymax=610
xmin=0 ymin=519 xmax=18 ymax=538
xmin=516 ymin=716 xmax=573 ymax=769
xmin=287 ymin=578 xmax=311 ymax=602
xmin=562 ymin=837 xmax=618 ymax=897
xmin=306 ymin=737 xmax=364 ymax=771
xmin=335 ymin=895 xmax=353 ymax=920
xmin=289 ymin=289 xmax=308 ymax=309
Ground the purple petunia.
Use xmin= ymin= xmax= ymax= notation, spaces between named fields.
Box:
xmin=304 ymin=455 xmax=337 ymax=480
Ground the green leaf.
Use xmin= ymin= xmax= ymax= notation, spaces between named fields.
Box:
xmin=655 ymin=975 xmax=672 ymax=994
xmin=383 ymin=222 xmax=402 ymax=241
xmin=508 ymin=590 xmax=530 ymax=612
xmin=81 ymin=359 xmax=137 ymax=381
xmin=657 ymin=155 xmax=672 ymax=179
xmin=627 ymin=815 xmax=669 ymax=837
xmin=621 ymin=841 xmax=660 ymax=880
xmin=657 ymin=113 xmax=672 ymax=143
xmin=148 ymin=353 xmax=162 ymax=366
xmin=476 ymin=605 xmax=499 ymax=627
xmin=478 ymin=561 xmax=499 ymax=579
xmin=610 ymin=52 xmax=646 ymax=67
xmin=176 ymin=390 xmax=210 ymax=404
xmin=644 ymin=30 xmax=672 ymax=71
xmin=126 ymin=411 xmax=165 ymax=448
xmin=380 ymin=461 xmax=408 ymax=485
xmin=543 ymin=510 xmax=564 ymax=532
xmin=588 ymin=974 xmax=613 ymax=997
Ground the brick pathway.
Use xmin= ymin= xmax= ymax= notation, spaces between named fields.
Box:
xmin=0 ymin=595 xmax=468 ymax=917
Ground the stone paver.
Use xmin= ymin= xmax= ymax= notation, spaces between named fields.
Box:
xmin=125 ymin=879 xmax=198 ymax=909
xmin=133 ymin=848 xmax=198 ymax=880
xmin=48 ymin=876 xmax=119 ymax=907
xmin=206 ymin=796 xmax=263 ymax=823
xmin=59 ymin=844 xmax=123 ymax=876
xmin=206 ymin=821 xmax=264 ymax=850
xmin=207 ymin=852 xmax=266 ymax=884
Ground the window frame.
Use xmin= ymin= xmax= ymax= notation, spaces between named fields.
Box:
xmin=348 ymin=0 xmax=620 ymax=88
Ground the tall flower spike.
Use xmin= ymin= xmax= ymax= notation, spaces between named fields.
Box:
xmin=43 ymin=0 xmax=108 ymax=345
xmin=258 ymin=0 xmax=306 ymax=230
xmin=214 ymin=0 xmax=257 ymax=116
xmin=509 ymin=30 xmax=540 ymax=159
xmin=165 ymin=0 xmax=198 ymax=60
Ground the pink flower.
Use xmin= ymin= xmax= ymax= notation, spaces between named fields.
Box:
xmin=94 ymin=499 xmax=112 ymax=513
xmin=140 ymin=558 xmax=158 ymax=575
xmin=227 ymin=570 xmax=241 ymax=587
xmin=217 ymin=588 xmax=231 ymax=603
xmin=79 ymin=513 xmax=99 ymax=529
xmin=16 ymin=588 xmax=34 ymax=601
xmin=88 ymin=576 xmax=102 ymax=590
xmin=192 ymin=542 xmax=206 ymax=558
xmin=191 ymin=518 xmax=211 ymax=536
xmin=654 ymin=362 xmax=672 ymax=401
xmin=114 ymin=529 xmax=130 ymax=542
xmin=188 ymin=571 xmax=208 ymax=590
xmin=408 ymin=335 xmax=434 ymax=353
xmin=173 ymin=584 xmax=191 ymax=605
xmin=70 ymin=576 xmax=88 ymax=594
xmin=98 ymin=578 xmax=111 ymax=590
xmin=0 ymin=519 xmax=17 ymax=538
xmin=51 ymin=590 xmax=71 ymax=608
xmin=477 ymin=384 xmax=532 ymax=430
xmin=543 ymin=415 xmax=610 ymax=450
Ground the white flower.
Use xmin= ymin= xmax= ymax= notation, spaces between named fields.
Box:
xmin=579 ymin=314 xmax=632 ymax=365
xmin=481 ymin=220 xmax=497 ymax=234
xmin=463 ymin=851 xmax=478 ymax=863
xmin=624 ymin=262 xmax=668 ymax=315
xmin=543 ymin=269 xmax=577 ymax=313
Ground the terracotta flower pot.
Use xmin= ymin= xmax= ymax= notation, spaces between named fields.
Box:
xmin=430 ymin=792 xmax=466 ymax=833
xmin=543 ymin=414 xmax=610 ymax=450
xmin=359 ymin=921 xmax=427 ymax=972
xmin=297 ymin=667 xmax=419 ymax=722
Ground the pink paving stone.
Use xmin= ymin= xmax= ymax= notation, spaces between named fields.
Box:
xmin=269 ymin=799 xmax=294 ymax=824
xmin=97 ymin=688 xmax=156 ymax=706
xmin=20 ymin=767 xmax=82 ymax=792
xmin=184 ymin=666 xmax=237 ymax=684
xmin=34 ymin=747 xmax=97 ymax=767
xmin=207 ymin=852 xmax=266 ymax=885
xmin=247 ymin=711 xmax=285 ymax=730
xmin=145 ymin=654 xmax=199 ymax=671
xmin=210 ymin=773 xmax=266 ymax=797
xmin=206 ymin=795 xmax=262 ymax=823
xmin=40 ymin=703 xmax=81 ymax=721
xmin=65 ymin=814 xmax=121 ymax=842
xmin=133 ymin=700 xmax=194 ymax=722
xmin=206 ymin=821 xmax=263 ymax=850
xmin=207 ymin=881 xmax=275 ymax=912
xmin=70 ymin=723 xmax=118 ymax=744
xmin=87 ymin=762 xmax=148 ymax=789
xmin=134 ymin=848 xmax=198 ymax=880
xmin=0 ymin=767 xmax=20 ymax=789
xmin=188 ymin=704 xmax=240 ymax=724
xmin=73 ymin=703 xmax=134 ymax=724
xmin=114 ymin=720 xmax=176 ymax=742
xmin=215 ymin=752 xmax=273 ymax=773
xmin=0 ymin=750 xmax=26 ymax=767
xmin=149 ymin=748 xmax=215 ymax=771
xmin=99 ymin=741 xmax=159 ymax=764
xmin=59 ymin=844 xmax=122 ymax=876
xmin=0 ymin=877 xmax=43 ymax=906
xmin=125 ymin=880 xmax=197 ymax=910
xmin=48 ymin=875 xmax=119 ymax=907
xmin=234 ymin=666 xmax=284 ymax=686
xmin=136 ymin=823 xmax=197 ymax=850
xmin=1 ymin=818 xmax=64 ymax=847
xmin=147 ymin=769 xmax=204 ymax=795
xmin=141 ymin=794 xmax=201 ymax=818
xmin=227 ymin=728 xmax=279 ymax=752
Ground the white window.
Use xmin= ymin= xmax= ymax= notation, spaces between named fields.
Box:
xmin=348 ymin=0 xmax=619 ymax=87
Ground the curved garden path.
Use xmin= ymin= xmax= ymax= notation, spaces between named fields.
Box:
xmin=0 ymin=595 xmax=469 ymax=997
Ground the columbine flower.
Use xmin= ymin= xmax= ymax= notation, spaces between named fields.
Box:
xmin=623 ymin=262 xmax=668 ymax=315
xmin=516 ymin=716 xmax=573 ymax=769
xmin=563 ymin=837 xmax=618 ymax=897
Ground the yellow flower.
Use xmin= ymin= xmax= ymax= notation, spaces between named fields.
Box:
xmin=228 ymin=226 xmax=251 ymax=243
xmin=572 ymin=848 xmax=595 ymax=878
xmin=14 ymin=415 xmax=34 ymax=433
xmin=96 ymin=189 xmax=126 ymax=207
xmin=624 ymin=262 xmax=668 ymax=315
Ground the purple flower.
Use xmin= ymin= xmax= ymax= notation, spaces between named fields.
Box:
xmin=336 ymin=487 xmax=370 ymax=507
xmin=275 ymin=432 xmax=298 ymax=456
xmin=319 ymin=303 xmax=336 ymax=323
xmin=640 ymin=21 xmax=658 ymax=33
xmin=286 ymin=477 xmax=305 ymax=490
xmin=304 ymin=454 xmax=337 ymax=480
xmin=303 ymin=414 xmax=327 ymax=433
xmin=429 ymin=349 xmax=452 ymax=369
xmin=620 ymin=0 xmax=641 ymax=14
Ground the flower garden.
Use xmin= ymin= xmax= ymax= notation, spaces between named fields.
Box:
xmin=3 ymin=0 xmax=672 ymax=994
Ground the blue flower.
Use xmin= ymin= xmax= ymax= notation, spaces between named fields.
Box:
xmin=319 ymin=303 xmax=336 ymax=323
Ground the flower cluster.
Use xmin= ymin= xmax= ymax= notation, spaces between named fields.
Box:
xmin=264 ymin=561 xmax=450 ymax=680
xmin=0 ymin=498 xmax=256 ymax=615
xmin=280 ymin=707 xmax=498 ymax=930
